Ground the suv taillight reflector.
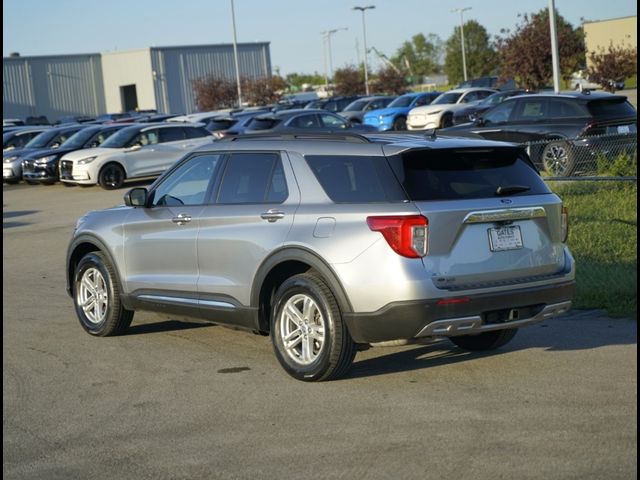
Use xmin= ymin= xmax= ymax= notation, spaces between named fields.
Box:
xmin=561 ymin=206 xmax=569 ymax=243
xmin=367 ymin=215 xmax=428 ymax=258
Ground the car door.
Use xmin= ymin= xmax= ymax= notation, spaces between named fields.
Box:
xmin=470 ymin=99 xmax=518 ymax=141
xmin=196 ymin=151 xmax=300 ymax=323
xmin=122 ymin=153 xmax=224 ymax=302
xmin=507 ymin=98 xmax=552 ymax=143
xmin=123 ymin=128 xmax=165 ymax=178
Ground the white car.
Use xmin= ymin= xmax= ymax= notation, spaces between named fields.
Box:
xmin=407 ymin=88 xmax=496 ymax=130
xmin=59 ymin=123 xmax=213 ymax=189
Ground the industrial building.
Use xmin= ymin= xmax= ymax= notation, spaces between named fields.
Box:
xmin=3 ymin=42 xmax=272 ymax=121
xmin=583 ymin=16 xmax=637 ymax=68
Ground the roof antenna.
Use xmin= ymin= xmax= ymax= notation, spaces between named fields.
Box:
xmin=424 ymin=128 xmax=437 ymax=140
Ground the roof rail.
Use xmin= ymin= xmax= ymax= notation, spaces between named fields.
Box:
xmin=222 ymin=132 xmax=371 ymax=143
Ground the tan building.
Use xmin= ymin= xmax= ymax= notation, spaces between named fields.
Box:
xmin=583 ymin=16 xmax=637 ymax=68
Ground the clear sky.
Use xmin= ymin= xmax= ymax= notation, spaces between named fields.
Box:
xmin=3 ymin=0 xmax=637 ymax=75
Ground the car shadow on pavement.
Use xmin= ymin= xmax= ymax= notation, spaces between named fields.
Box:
xmin=125 ymin=320 xmax=214 ymax=336
xmin=346 ymin=315 xmax=637 ymax=379
xmin=3 ymin=209 xmax=39 ymax=229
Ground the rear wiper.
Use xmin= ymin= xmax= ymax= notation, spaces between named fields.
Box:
xmin=495 ymin=185 xmax=530 ymax=195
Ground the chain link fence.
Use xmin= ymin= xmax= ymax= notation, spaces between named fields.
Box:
xmin=524 ymin=132 xmax=637 ymax=178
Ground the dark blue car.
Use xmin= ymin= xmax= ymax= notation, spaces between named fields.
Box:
xmin=363 ymin=92 xmax=441 ymax=131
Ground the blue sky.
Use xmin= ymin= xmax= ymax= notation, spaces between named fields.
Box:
xmin=3 ymin=0 xmax=637 ymax=75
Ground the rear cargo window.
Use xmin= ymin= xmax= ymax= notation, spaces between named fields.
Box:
xmin=306 ymin=155 xmax=407 ymax=203
xmin=587 ymin=98 xmax=637 ymax=118
xmin=391 ymin=148 xmax=550 ymax=201
xmin=248 ymin=118 xmax=280 ymax=131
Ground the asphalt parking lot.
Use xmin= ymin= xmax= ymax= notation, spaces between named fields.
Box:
xmin=3 ymin=181 xmax=637 ymax=480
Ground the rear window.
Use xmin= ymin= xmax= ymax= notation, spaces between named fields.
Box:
xmin=587 ymin=98 xmax=637 ymax=118
xmin=305 ymin=155 xmax=407 ymax=203
xmin=248 ymin=117 xmax=280 ymax=131
xmin=391 ymin=148 xmax=550 ymax=201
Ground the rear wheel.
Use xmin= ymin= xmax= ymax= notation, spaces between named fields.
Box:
xmin=73 ymin=252 xmax=133 ymax=336
xmin=392 ymin=116 xmax=407 ymax=131
xmin=541 ymin=140 xmax=576 ymax=177
xmin=440 ymin=112 xmax=453 ymax=128
xmin=449 ymin=328 xmax=517 ymax=351
xmin=98 ymin=163 xmax=125 ymax=190
xmin=271 ymin=273 xmax=356 ymax=381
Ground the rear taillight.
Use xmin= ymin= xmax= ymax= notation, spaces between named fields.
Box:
xmin=582 ymin=122 xmax=605 ymax=136
xmin=366 ymin=215 xmax=428 ymax=258
xmin=561 ymin=206 xmax=569 ymax=242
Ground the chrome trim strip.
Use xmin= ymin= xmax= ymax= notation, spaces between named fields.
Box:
xmin=414 ymin=301 xmax=572 ymax=338
xmin=463 ymin=207 xmax=547 ymax=224
xmin=137 ymin=294 xmax=235 ymax=310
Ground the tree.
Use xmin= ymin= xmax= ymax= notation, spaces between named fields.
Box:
xmin=496 ymin=9 xmax=584 ymax=90
xmin=371 ymin=66 xmax=409 ymax=94
xmin=444 ymin=20 xmax=497 ymax=85
xmin=391 ymin=33 xmax=443 ymax=79
xmin=333 ymin=65 xmax=364 ymax=95
xmin=588 ymin=43 xmax=637 ymax=93
xmin=242 ymin=76 xmax=287 ymax=105
xmin=192 ymin=76 xmax=237 ymax=111
xmin=285 ymin=72 xmax=325 ymax=90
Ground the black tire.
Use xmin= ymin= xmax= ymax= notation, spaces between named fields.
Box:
xmin=25 ymin=180 xmax=38 ymax=185
xmin=449 ymin=328 xmax=518 ymax=351
xmin=4 ymin=179 xmax=19 ymax=185
xmin=62 ymin=182 xmax=76 ymax=187
xmin=270 ymin=273 xmax=356 ymax=381
xmin=73 ymin=251 xmax=133 ymax=336
xmin=392 ymin=116 xmax=407 ymax=131
xmin=541 ymin=140 xmax=576 ymax=177
xmin=440 ymin=112 xmax=453 ymax=128
xmin=98 ymin=163 xmax=125 ymax=190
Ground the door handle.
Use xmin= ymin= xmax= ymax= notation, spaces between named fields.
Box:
xmin=171 ymin=213 xmax=192 ymax=225
xmin=260 ymin=209 xmax=285 ymax=222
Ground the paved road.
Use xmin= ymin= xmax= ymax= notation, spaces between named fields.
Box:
xmin=3 ymin=182 xmax=637 ymax=480
xmin=620 ymin=88 xmax=637 ymax=108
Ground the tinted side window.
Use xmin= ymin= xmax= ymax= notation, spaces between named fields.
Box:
xmin=319 ymin=114 xmax=347 ymax=128
xmin=483 ymin=101 xmax=516 ymax=124
xmin=288 ymin=114 xmax=321 ymax=128
xmin=414 ymin=95 xmax=430 ymax=106
xmin=217 ymin=153 xmax=287 ymax=204
xmin=514 ymin=99 xmax=547 ymax=120
xmin=587 ymin=98 xmax=636 ymax=117
xmin=185 ymin=127 xmax=211 ymax=138
xmin=546 ymin=99 xmax=588 ymax=118
xmin=159 ymin=127 xmax=186 ymax=143
xmin=152 ymin=154 xmax=222 ymax=206
xmin=305 ymin=155 xmax=406 ymax=203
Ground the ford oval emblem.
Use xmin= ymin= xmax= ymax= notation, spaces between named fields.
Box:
xmin=500 ymin=199 xmax=513 ymax=204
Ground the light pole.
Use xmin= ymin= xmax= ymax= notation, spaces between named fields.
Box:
xmin=352 ymin=5 xmax=375 ymax=95
xmin=230 ymin=0 xmax=242 ymax=107
xmin=321 ymin=28 xmax=348 ymax=86
xmin=548 ymin=0 xmax=561 ymax=93
xmin=452 ymin=7 xmax=471 ymax=82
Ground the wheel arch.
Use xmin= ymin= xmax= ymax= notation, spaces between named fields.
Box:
xmin=250 ymin=247 xmax=354 ymax=333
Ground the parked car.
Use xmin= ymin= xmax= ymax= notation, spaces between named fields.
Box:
xmin=66 ymin=133 xmax=575 ymax=381
xmin=3 ymin=118 xmax=25 ymax=127
xmin=570 ymin=70 xmax=625 ymax=92
xmin=457 ymin=76 xmax=499 ymax=89
xmin=440 ymin=91 xmax=637 ymax=176
xmin=3 ymin=126 xmax=51 ymax=152
xmin=25 ymin=115 xmax=51 ymax=125
xmin=3 ymin=124 xmax=87 ymax=184
xmin=452 ymin=90 xmax=531 ymax=125
xmin=205 ymin=109 xmax=272 ymax=139
xmin=242 ymin=109 xmax=377 ymax=135
xmin=407 ymin=88 xmax=497 ymax=130
xmin=338 ymin=96 xmax=397 ymax=124
xmin=363 ymin=92 xmax=441 ymax=131
xmin=304 ymin=95 xmax=363 ymax=113
xmin=59 ymin=123 xmax=214 ymax=189
xmin=21 ymin=124 xmax=129 ymax=185
xmin=169 ymin=110 xmax=234 ymax=124
xmin=95 ymin=113 xmax=134 ymax=123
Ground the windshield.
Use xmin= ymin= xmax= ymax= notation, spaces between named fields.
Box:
xmin=24 ymin=130 xmax=59 ymax=148
xmin=343 ymin=100 xmax=369 ymax=112
xmin=432 ymin=92 xmax=463 ymax=105
xmin=100 ymin=127 xmax=140 ymax=148
xmin=60 ymin=128 xmax=99 ymax=149
xmin=387 ymin=96 xmax=415 ymax=108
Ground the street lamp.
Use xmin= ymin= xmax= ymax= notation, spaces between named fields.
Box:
xmin=352 ymin=5 xmax=375 ymax=95
xmin=321 ymin=27 xmax=348 ymax=86
xmin=548 ymin=0 xmax=561 ymax=93
xmin=230 ymin=0 xmax=242 ymax=107
xmin=452 ymin=7 xmax=472 ymax=82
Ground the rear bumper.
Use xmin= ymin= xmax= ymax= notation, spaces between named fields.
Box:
xmin=343 ymin=280 xmax=575 ymax=343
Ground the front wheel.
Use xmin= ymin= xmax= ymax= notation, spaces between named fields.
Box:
xmin=271 ymin=273 xmax=356 ymax=381
xmin=449 ymin=328 xmax=517 ymax=351
xmin=392 ymin=116 xmax=407 ymax=131
xmin=73 ymin=252 xmax=133 ymax=336
xmin=541 ymin=140 xmax=576 ymax=177
xmin=98 ymin=163 xmax=125 ymax=190
xmin=440 ymin=112 xmax=453 ymax=128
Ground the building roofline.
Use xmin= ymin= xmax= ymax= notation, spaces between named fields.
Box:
xmin=149 ymin=42 xmax=270 ymax=51
xmin=583 ymin=15 xmax=637 ymax=25
xmin=3 ymin=52 xmax=101 ymax=61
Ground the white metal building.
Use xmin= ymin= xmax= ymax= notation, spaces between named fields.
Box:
xmin=3 ymin=42 xmax=272 ymax=121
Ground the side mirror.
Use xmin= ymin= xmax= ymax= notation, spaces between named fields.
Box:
xmin=127 ymin=144 xmax=142 ymax=152
xmin=474 ymin=117 xmax=485 ymax=126
xmin=124 ymin=187 xmax=148 ymax=207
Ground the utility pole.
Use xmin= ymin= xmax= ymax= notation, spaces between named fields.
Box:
xmin=230 ymin=0 xmax=242 ymax=107
xmin=548 ymin=0 xmax=561 ymax=93
xmin=321 ymin=27 xmax=348 ymax=87
xmin=352 ymin=5 xmax=375 ymax=95
xmin=452 ymin=7 xmax=472 ymax=82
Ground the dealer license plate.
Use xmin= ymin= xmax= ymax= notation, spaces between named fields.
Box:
xmin=617 ymin=125 xmax=630 ymax=134
xmin=488 ymin=226 xmax=523 ymax=252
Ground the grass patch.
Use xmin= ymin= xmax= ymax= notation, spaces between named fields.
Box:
xmin=624 ymin=74 xmax=637 ymax=89
xmin=549 ymin=181 xmax=637 ymax=316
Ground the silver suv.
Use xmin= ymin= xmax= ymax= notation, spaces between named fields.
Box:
xmin=66 ymin=133 xmax=575 ymax=381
